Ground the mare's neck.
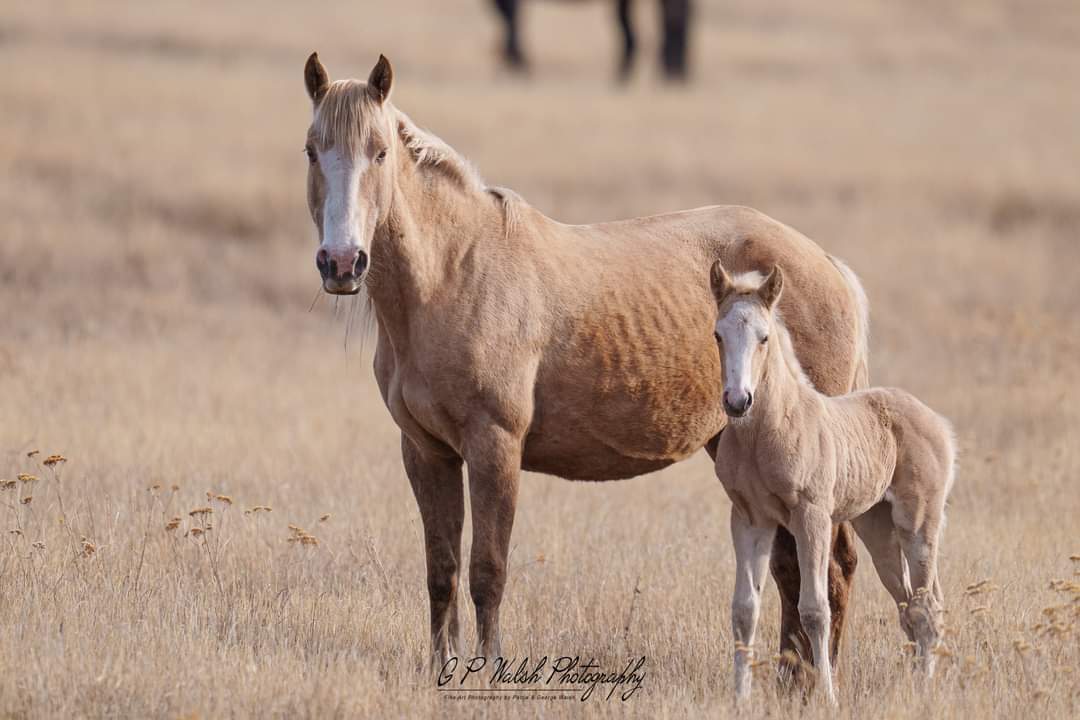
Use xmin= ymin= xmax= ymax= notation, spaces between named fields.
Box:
xmin=366 ymin=154 xmax=506 ymax=338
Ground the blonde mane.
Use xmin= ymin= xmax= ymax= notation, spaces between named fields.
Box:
xmin=313 ymin=79 xmax=519 ymax=237
xmin=312 ymin=80 xmax=384 ymax=155
xmin=729 ymin=271 xmax=814 ymax=389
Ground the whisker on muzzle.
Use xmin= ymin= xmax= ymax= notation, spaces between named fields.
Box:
xmin=308 ymin=285 xmax=325 ymax=313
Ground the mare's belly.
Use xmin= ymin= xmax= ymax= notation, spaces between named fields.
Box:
xmin=522 ymin=353 xmax=726 ymax=481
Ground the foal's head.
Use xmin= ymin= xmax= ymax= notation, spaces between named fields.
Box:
xmin=303 ymin=53 xmax=397 ymax=295
xmin=710 ymin=261 xmax=785 ymax=418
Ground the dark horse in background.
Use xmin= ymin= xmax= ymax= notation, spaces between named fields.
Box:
xmin=492 ymin=0 xmax=692 ymax=81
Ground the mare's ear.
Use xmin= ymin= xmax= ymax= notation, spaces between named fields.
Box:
xmin=305 ymin=52 xmax=330 ymax=104
xmin=760 ymin=265 xmax=784 ymax=308
xmin=710 ymin=260 xmax=735 ymax=303
xmin=368 ymin=54 xmax=394 ymax=104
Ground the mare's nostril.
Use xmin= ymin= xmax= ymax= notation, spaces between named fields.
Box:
xmin=354 ymin=250 xmax=368 ymax=276
xmin=745 ymin=392 xmax=753 ymax=409
xmin=316 ymin=248 xmax=330 ymax=277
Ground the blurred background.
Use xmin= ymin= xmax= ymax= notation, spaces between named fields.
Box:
xmin=1 ymin=1 xmax=1078 ymax=717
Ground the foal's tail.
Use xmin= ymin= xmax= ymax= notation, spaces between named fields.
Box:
xmin=828 ymin=254 xmax=871 ymax=391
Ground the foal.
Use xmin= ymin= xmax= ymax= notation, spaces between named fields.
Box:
xmin=709 ymin=261 xmax=956 ymax=703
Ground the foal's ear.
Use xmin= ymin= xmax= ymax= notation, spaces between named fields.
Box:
xmin=710 ymin=260 xmax=735 ymax=303
xmin=304 ymin=52 xmax=330 ymax=104
xmin=367 ymin=54 xmax=394 ymax=104
xmin=760 ymin=265 xmax=784 ymax=308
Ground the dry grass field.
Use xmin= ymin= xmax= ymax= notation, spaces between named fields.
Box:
xmin=2 ymin=1 xmax=1079 ymax=717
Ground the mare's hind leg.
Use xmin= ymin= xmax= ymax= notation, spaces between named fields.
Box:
xmin=403 ymin=435 xmax=466 ymax=673
xmin=894 ymin=509 xmax=945 ymax=676
xmin=853 ymin=501 xmax=915 ymax=641
xmin=729 ymin=509 xmax=776 ymax=701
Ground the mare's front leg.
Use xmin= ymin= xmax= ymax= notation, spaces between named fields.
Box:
xmin=788 ymin=504 xmax=839 ymax=705
xmin=464 ymin=422 xmax=523 ymax=661
xmin=730 ymin=509 xmax=776 ymax=702
xmin=403 ymin=435 xmax=465 ymax=673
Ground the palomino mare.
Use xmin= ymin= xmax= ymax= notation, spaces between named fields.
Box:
xmin=491 ymin=0 xmax=692 ymax=81
xmin=301 ymin=54 xmax=868 ymax=679
xmin=709 ymin=262 xmax=955 ymax=703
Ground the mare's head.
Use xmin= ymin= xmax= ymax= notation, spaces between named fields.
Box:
xmin=303 ymin=53 xmax=397 ymax=295
xmin=710 ymin=261 xmax=785 ymax=418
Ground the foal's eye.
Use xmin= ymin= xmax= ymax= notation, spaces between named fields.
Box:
xmin=375 ymin=149 xmax=388 ymax=165
xmin=304 ymin=146 xmax=317 ymax=164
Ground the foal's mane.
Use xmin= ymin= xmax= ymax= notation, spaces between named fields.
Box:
xmin=728 ymin=272 xmax=814 ymax=389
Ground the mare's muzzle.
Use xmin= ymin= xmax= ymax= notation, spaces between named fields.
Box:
xmin=317 ymin=247 xmax=368 ymax=294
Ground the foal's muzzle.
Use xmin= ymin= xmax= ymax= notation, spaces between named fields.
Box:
xmin=317 ymin=247 xmax=368 ymax=295
xmin=723 ymin=389 xmax=753 ymax=418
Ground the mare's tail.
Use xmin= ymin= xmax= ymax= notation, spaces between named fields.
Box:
xmin=828 ymin=254 xmax=871 ymax=391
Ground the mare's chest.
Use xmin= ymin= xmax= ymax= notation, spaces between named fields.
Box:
xmin=373 ymin=328 xmax=535 ymax=456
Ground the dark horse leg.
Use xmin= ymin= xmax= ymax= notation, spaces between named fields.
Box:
xmin=492 ymin=0 xmax=527 ymax=71
xmin=659 ymin=0 xmax=691 ymax=80
xmin=615 ymin=0 xmax=637 ymax=82
xmin=705 ymin=432 xmax=858 ymax=692
xmin=403 ymin=434 xmax=466 ymax=671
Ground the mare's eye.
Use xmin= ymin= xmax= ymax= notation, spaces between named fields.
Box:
xmin=375 ymin=149 xmax=388 ymax=165
xmin=304 ymin=146 xmax=317 ymax=164
xmin=760 ymin=335 xmax=769 ymax=345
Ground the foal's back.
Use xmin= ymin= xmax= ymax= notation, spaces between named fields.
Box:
xmin=827 ymin=387 xmax=955 ymax=521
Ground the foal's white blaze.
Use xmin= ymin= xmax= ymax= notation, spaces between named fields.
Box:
xmin=715 ymin=300 xmax=768 ymax=411
xmin=318 ymin=146 xmax=371 ymax=263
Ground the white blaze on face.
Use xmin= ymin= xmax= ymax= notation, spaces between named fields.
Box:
xmin=318 ymin=146 xmax=371 ymax=261
xmin=715 ymin=300 xmax=768 ymax=407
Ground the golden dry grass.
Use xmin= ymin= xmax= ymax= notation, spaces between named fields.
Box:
xmin=1 ymin=1 xmax=1078 ymax=717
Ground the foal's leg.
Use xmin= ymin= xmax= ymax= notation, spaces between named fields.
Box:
xmin=772 ymin=522 xmax=857 ymax=690
xmin=402 ymin=435 xmax=465 ymax=672
xmin=730 ymin=510 xmax=776 ymax=701
xmin=788 ymin=504 xmax=839 ymax=704
xmin=896 ymin=516 xmax=944 ymax=676
xmin=464 ymin=423 xmax=523 ymax=661
xmin=853 ymin=502 xmax=915 ymax=641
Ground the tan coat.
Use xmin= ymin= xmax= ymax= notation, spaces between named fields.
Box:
xmin=710 ymin=263 xmax=955 ymax=703
xmin=302 ymin=53 xmax=870 ymax=671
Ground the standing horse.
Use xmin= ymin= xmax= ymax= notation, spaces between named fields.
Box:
xmin=491 ymin=0 xmax=692 ymax=81
xmin=709 ymin=262 xmax=955 ymax=703
xmin=300 ymin=53 xmax=868 ymax=678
